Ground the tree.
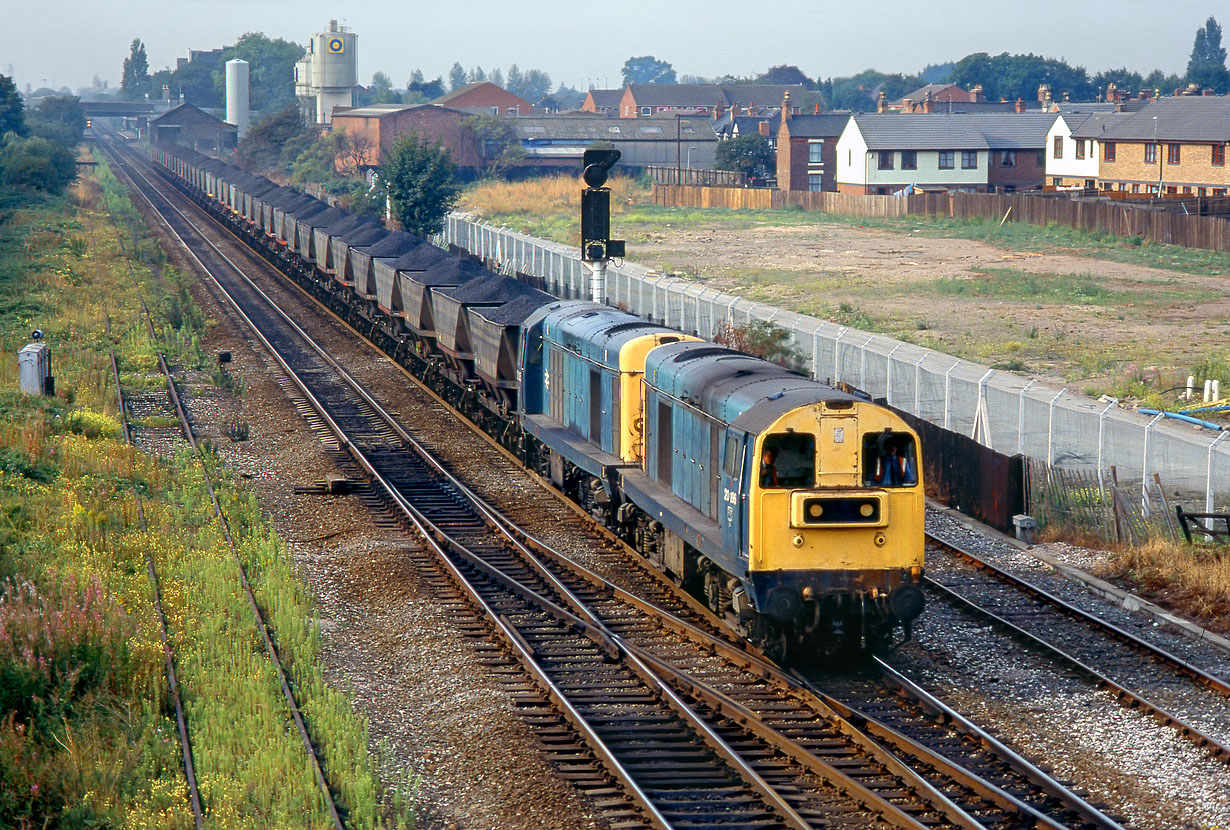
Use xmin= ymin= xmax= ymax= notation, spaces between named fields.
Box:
xmin=0 ymin=135 xmax=77 ymax=194
xmin=622 ymin=56 xmax=676 ymax=85
xmin=0 ymin=74 xmax=26 ymax=136
xmin=381 ymin=134 xmax=459 ymax=235
xmin=27 ymin=96 xmax=86 ymax=147
xmin=462 ymin=114 xmax=525 ymax=177
xmin=408 ymin=68 xmax=425 ymax=86
xmin=290 ymin=127 xmax=375 ymax=187
xmin=489 ymin=68 xmax=504 ymax=89
xmin=238 ymin=105 xmax=311 ymax=170
xmin=758 ymin=65 xmax=812 ymax=86
xmin=448 ymin=62 xmax=468 ymax=91
xmin=408 ymin=75 xmax=444 ymax=102
xmin=820 ymin=70 xmax=921 ymax=112
xmin=217 ymin=33 xmax=305 ymax=115
xmin=505 ymin=65 xmax=524 ymax=95
xmin=468 ymin=66 xmax=487 ymax=83
xmin=519 ymin=69 xmax=552 ymax=103
xmin=713 ymin=319 xmax=803 ymax=369
xmin=1187 ymin=17 xmax=1230 ymax=92
xmin=120 ymin=38 xmax=149 ymax=99
xmin=947 ymin=52 xmax=1094 ymax=104
xmin=715 ymin=133 xmax=776 ymax=180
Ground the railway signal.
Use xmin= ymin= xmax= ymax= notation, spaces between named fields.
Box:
xmin=580 ymin=149 xmax=624 ymax=302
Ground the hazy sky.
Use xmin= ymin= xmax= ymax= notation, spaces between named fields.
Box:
xmin=3 ymin=0 xmax=1220 ymax=93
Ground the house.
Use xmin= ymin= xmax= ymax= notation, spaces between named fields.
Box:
xmin=618 ymin=83 xmax=808 ymax=118
xmin=510 ymin=115 xmax=718 ymax=170
xmin=892 ymin=84 xmax=977 ymax=108
xmin=149 ymin=102 xmax=237 ymax=153
xmin=776 ymin=112 xmax=851 ymax=192
xmin=328 ymin=104 xmax=482 ymax=169
xmin=1044 ymin=111 xmax=1133 ymax=189
xmin=834 ymin=113 xmax=1057 ymax=194
xmin=580 ymin=89 xmax=623 ymax=115
xmin=1092 ymin=96 xmax=1230 ymax=196
xmin=430 ymin=82 xmax=533 ymax=116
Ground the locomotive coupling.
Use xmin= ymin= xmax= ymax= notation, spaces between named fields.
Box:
xmin=888 ymin=583 xmax=925 ymax=621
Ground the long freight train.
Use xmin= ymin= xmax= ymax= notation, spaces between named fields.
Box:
xmin=148 ymin=141 xmax=926 ymax=659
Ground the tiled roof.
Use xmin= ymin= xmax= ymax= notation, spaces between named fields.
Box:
xmin=850 ymin=112 xmax=1058 ymax=150
xmin=1069 ymin=112 xmax=1136 ymax=139
xmin=586 ymin=89 xmax=623 ymax=108
xmin=1097 ymin=96 xmax=1230 ymax=142
xmin=783 ymin=113 xmax=851 ymax=138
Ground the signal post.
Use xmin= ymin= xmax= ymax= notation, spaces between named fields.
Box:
xmin=580 ymin=149 xmax=624 ymax=304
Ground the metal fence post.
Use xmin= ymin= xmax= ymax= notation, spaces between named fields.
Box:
xmin=1096 ymin=398 xmax=1117 ymax=490
xmin=943 ymin=361 xmax=959 ymax=430
xmin=886 ymin=344 xmax=902 ymax=408
xmin=1047 ymin=388 xmax=1067 ymax=467
xmin=1018 ymin=379 xmax=1038 ymax=455
xmin=1141 ymin=412 xmax=1164 ymax=500
xmin=914 ymin=354 xmax=926 ymax=416
xmin=834 ymin=327 xmax=847 ymax=384
xmin=1208 ymin=432 xmax=1228 ymax=513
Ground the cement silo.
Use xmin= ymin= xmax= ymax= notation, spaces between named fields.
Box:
xmin=295 ymin=19 xmax=357 ymax=125
xmin=225 ymin=59 xmax=250 ymax=138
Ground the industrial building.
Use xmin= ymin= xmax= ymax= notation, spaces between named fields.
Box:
xmin=295 ymin=19 xmax=358 ymax=125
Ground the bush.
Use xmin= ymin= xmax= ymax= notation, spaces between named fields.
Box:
xmin=63 ymin=409 xmax=121 ymax=440
xmin=0 ymin=136 xmax=77 ymax=195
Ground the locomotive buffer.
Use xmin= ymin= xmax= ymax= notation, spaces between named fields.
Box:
xmin=580 ymin=149 xmax=625 ymax=304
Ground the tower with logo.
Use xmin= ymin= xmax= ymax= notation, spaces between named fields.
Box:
xmin=294 ymin=19 xmax=357 ymax=125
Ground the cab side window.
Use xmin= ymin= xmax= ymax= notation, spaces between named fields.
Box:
xmin=863 ymin=432 xmax=917 ymax=487
xmin=759 ymin=433 xmax=815 ymax=489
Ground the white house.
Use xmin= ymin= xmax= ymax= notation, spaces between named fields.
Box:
xmin=1044 ymin=111 xmax=1133 ymax=189
xmin=835 ymin=113 xmax=1058 ymax=194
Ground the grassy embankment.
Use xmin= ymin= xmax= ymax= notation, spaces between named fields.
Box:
xmin=460 ymin=175 xmax=1230 ymax=627
xmin=460 ymin=176 xmax=1230 ymax=408
xmin=0 ymin=152 xmax=412 ymax=827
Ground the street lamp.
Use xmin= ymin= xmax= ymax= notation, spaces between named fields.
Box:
xmin=686 ymin=145 xmax=698 ymax=169
xmin=1153 ymin=115 xmax=1162 ymax=197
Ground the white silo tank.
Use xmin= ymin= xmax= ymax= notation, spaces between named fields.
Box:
xmin=226 ymin=59 xmax=250 ymax=138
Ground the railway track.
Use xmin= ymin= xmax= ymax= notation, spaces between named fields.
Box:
xmin=922 ymin=532 xmax=1230 ymax=763
xmin=97 ymin=135 xmax=348 ymax=829
xmin=99 ymin=132 xmax=1139 ymax=828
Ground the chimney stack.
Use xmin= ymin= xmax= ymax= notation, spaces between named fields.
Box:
xmin=922 ymin=90 xmax=933 ymax=114
xmin=877 ymin=90 xmax=887 ymax=113
xmin=901 ymin=98 xmax=912 ymax=114
xmin=970 ymin=84 xmax=984 ymax=104
xmin=814 ymin=102 xmax=820 ymax=114
xmin=781 ymin=91 xmax=791 ymax=120
xmin=759 ymin=120 xmax=770 ymax=137
xmin=714 ymin=100 xmax=725 ymax=120
xmin=1037 ymin=83 xmax=1050 ymax=104
xmin=1015 ymin=97 xmax=1026 ymax=113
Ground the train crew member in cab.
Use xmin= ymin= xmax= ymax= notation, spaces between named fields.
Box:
xmin=760 ymin=447 xmax=779 ymax=487
xmin=875 ymin=440 xmax=916 ymax=487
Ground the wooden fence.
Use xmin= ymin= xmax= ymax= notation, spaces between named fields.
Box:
xmin=652 ymin=185 xmax=1230 ymax=252
xmin=646 ymin=166 xmax=746 ymax=187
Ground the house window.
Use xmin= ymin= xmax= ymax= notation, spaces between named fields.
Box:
xmin=938 ymin=151 xmax=954 ymax=169
xmin=808 ymin=142 xmax=823 ymax=164
xmin=1132 ymin=184 xmax=1140 ymax=193
xmin=1214 ymin=144 xmax=1226 ymax=166
xmin=1053 ymin=135 xmax=1063 ymax=158
xmin=1036 ymin=150 xmax=1045 ymax=166
xmin=1075 ymin=140 xmax=1085 ymax=160
xmin=1000 ymin=150 xmax=1016 ymax=167
xmin=1214 ymin=188 xmax=1227 ymax=196
xmin=1167 ymin=143 xmax=1181 ymax=164
xmin=961 ymin=150 xmax=978 ymax=169
xmin=640 ymin=106 xmax=651 ymax=116
xmin=1104 ymin=142 xmax=1116 ymax=162
xmin=901 ymin=150 xmax=917 ymax=169
xmin=808 ymin=173 xmax=821 ymax=192
xmin=1182 ymin=186 xmax=1192 ymax=194
xmin=1199 ymin=187 xmax=1207 ymax=197
xmin=878 ymin=150 xmax=894 ymax=170
xmin=1144 ymin=143 xmax=1157 ymax=163
xmin=1052 ymin=177 xmax=1063 ymax=186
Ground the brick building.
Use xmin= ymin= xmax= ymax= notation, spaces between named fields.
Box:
xmin=580 ymin=89 xmax=622 ymax=115
xmin=618 ymin=83 xmax=808 ymax=118
xmin=149 ymin=102 xmax=237 ymax=153
xmin=1093 ymin=97 xmax=1230 ymax=196
xmin=776 ymin=112 xmax=850 ymax=191
xmin=329 ymin=104 xmax=482 ymax=169
xmin=430 ymin=82 xmax=533 ymax=116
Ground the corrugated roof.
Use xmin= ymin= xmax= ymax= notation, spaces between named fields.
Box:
xmin=1097 ymin=96 xmax=1230 ymax=142
xmin=850 ymin=112 xmax=1058 ymax=150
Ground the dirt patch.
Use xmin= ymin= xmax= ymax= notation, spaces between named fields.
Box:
xmin=632 ymin=221 xmax=1230 ymax=393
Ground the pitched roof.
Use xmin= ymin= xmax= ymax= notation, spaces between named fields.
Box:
xmin=626 ymin=83 xmax=727 ymax=107
xmin=783 ymin=113 xmax=850 ymax=138
xmin=894 ymin=83 xmax=965 ymax=105
xmin=586 ymin=89 xmax=623 ymax=108
xmin=150 ymin=102 xmax=228 ymax=127
xmin=1069 ymin=111 xmax=1136 ymax=139
xmin=849 ymin=112 xmax=1058 ymax=150
xmin=431 ymin=81 xmax=531 ymax=108
xmin=1097 ymin=96 xmax=1230 ymax=142
xmin=721 ymin=84 xmax=807 ymax=106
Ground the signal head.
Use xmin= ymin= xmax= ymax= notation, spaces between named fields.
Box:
xmin=582 ymin=149 xmax=621 ymax=188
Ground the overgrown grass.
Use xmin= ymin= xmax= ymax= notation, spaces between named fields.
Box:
xmin=0 ymin=154 xmax=411 ymax=827
xmin=1098 ymin=539 xmax=1230 ymax=632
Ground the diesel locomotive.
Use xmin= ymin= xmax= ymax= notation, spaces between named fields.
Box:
xmin=147 ymin=141 xmax=925 ymax=658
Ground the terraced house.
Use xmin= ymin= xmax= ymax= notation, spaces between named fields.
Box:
xmin=1094 ymin=96 xmax=1230 ymax=196
xmin=1044 ymin=110 xmax=1134 ymax=189
xmin=834 ymin=113 xmax=1056 ymax=194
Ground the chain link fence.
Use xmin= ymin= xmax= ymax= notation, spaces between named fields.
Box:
xmin=441 ymin=213 xmax=1230 ymax=512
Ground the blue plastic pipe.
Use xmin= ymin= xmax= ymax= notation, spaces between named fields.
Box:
xmin=1137 ymin=408 xmax=1227 ymax=431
